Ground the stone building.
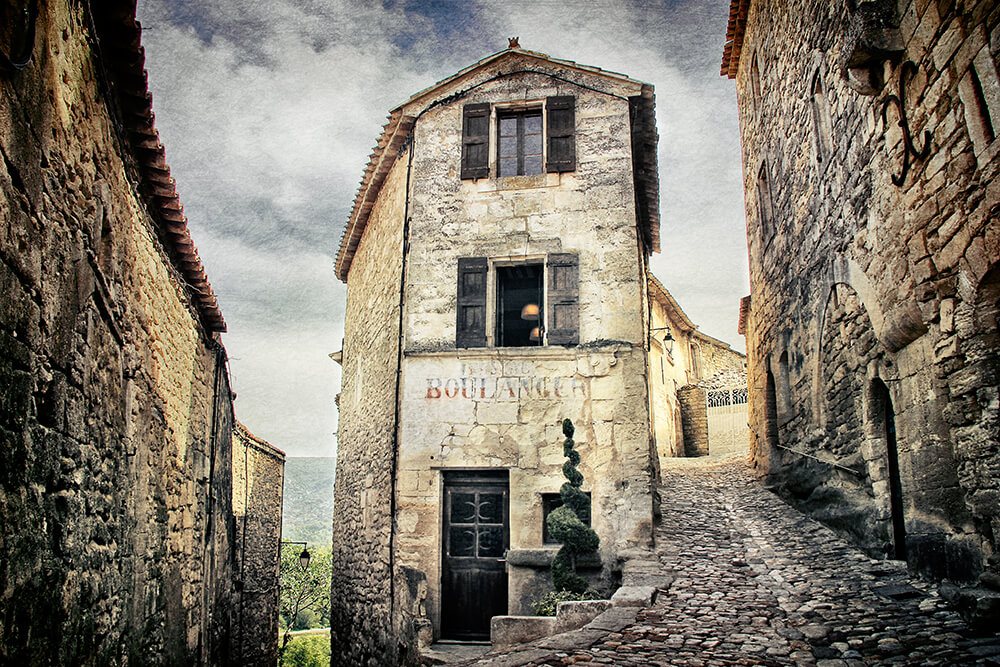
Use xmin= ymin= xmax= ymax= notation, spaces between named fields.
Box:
xmin=0 ymin=1 xmax=274 ymax=663
xmin=232 ymin=422 xmax=286 ymax=667
xmin=332 ymin=44 xmax=669 ymax=664
xmin=722 ymin=0 xmax=1000 ymax=588
xmin=647 ymin=275 xmax=748 ymax=461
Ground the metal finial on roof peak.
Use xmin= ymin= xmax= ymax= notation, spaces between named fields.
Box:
xmin=508 ymin=36 xmax=520 ymax=49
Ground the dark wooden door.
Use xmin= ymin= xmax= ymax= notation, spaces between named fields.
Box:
xmin=441 ymin=472 xmax=509 ymax=640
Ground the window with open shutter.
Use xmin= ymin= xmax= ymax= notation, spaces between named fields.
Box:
xmin=456 ymin=257 xmax=488 ymax=347
xmin=461 ymin=103 xmax=491 ymax=180
xmin=545 ymin=96 xmax=576 ymax=173
xmin=546 ymin=253 xmax=579 ymax=345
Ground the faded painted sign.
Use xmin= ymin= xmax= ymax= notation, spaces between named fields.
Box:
xmin=422 ymin=361 xmax=587 ymax=400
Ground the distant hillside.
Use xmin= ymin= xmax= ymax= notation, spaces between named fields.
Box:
xmin=282 ymin=457 xmax=336 ymax=547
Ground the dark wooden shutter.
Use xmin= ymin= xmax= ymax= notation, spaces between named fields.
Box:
xmin=457 ymin=257 xmax=488 ymax=347
xmin=461 ymin=103 xmax=490 ymax=180
xmin=545 ymin=96 xmax=576 ymax=173
xmin=546 ymin=253 xmax=579 ymax=345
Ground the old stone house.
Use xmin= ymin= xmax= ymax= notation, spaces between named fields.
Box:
xmin=722 ymin=0 xmax=1000 ymax=591
xmin=1 ymin=1 xmax=282 ymax=663
xmin=232 ymin=422 xmax=285 ymax=666
xmin=647 ymin=275 xmax=748 ymax=461
xmin=331 ymin=43 xmax=671 ymax=665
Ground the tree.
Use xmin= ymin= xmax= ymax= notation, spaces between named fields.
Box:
xmin=545 ymin=419 xmax=599 ymax=593
xmin=278 ymin=546 xmax=331 ymax=664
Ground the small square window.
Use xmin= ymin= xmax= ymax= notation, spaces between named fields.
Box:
xmin=541 ymin=492 xmax=591 ymax=545
xmin=497 ymin=110 xmax=543 ymax=177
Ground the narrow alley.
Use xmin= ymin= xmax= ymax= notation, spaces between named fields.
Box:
xmin=457 ymin=457 xmax=1000 ymax=666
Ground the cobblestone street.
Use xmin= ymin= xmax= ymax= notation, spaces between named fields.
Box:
xmin=460 ymin=457 xmax=1000 ymax=666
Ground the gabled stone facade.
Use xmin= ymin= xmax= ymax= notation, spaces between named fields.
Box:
xmin=722 ymin=0 xmax=1000 ymax=585
xmin=332 ymin=45 xmax=668 ymax=665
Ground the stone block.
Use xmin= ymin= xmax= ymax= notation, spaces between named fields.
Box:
xmin=490 ymin=615 xmax=559 ymax=651
xmin=610 ymin=585 xmax=656 ymax=607
xmin=555 ymin=599 xmax=613 ymax=632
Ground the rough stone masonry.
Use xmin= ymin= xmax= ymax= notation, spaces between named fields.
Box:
xmin=1 ymin=1 xmax=281 ymax=663
xmin=722 ymin=0 xmax=1000 ymax=608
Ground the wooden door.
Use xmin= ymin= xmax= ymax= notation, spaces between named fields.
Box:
xmin=441 ymin=472 xmax=509 ymax=640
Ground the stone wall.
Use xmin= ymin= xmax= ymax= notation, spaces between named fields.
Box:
xmin=678 ymin=386 xmax=709 ymax=457
xmin=0 ymin=1 xmax=239 ymax=663
xmin=727 ymin=0 xmax=999 ymax=579
xmin=233 ymin=423 xmax=285 ymax=667
xmin=331 ymin=150 xmax=408 ymax=666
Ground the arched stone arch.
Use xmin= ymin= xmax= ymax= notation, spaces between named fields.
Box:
xmin=810 ymin=256 xmax=927 ymax=427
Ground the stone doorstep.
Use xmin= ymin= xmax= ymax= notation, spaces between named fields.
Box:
xmin=610 ymin=585 xmax=659 ymax=607
xmin=490 ymin=599 xmax=613 ymax=651
xmin=474 ymin=605 xmax=642 ymax=666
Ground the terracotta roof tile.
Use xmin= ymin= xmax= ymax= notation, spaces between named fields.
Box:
xmin=93 ymin=3 xmax=226 ymax=332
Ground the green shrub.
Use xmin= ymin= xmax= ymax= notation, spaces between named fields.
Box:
xmin=531 ymin=589 xmax=602 ymax=616
xmin=545 ymin=419 xmax=600 ymax=593
xmin=280 ymin=633 xmax=330 ymax=667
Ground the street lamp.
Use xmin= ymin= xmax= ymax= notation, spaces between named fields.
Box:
xmin=282 ymin=540 xmax=311 ymax=570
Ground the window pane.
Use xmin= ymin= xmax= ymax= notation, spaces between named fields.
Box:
xmin=524 ymin=131 xmax=541 ymax=155
xmin=499 ymin=117 xmax=517 ymax=136
xmin=525 ymin=114 xmax=542 ymax=134
xmin=499 ymin=158 xmax=517 ymax=177
xmin=478 ymin=526 xmax=504 ymax=557
xmin=496 ymin=264 xmax=543 ymax=346
xmin=450 ymin=493 xmax=477 ymax=523
xmin=476 ymin=493 xmax=503 ymax=523
xmin=524 ymin=156 xmax=542 ymax=175
xmin=449 ymin=527 xmax=476 ymax=557
xmin=499 ymin=136 xmax=517 ymax=157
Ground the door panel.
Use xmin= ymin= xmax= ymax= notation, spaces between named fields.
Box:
xmin=441 ymin=472 xmax=509 ymax=640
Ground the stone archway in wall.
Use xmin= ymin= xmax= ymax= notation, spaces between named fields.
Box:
xmin=953 ymin=263 xmax=1000 ymax=565
xmin=798 ymin=282 xmax=892 ymax=556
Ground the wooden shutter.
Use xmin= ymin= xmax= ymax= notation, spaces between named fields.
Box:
xmin=461 ymin=103 xmax=490 ymax=180
xmin=456 ymin=257 xmax=488 ymax=347
xmin=546 ymin=253 xmax=579 ymax=345
xmin=545 ymin=96 xmax=576 ymax=173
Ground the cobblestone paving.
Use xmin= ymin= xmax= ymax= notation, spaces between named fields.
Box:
xmin=468 ymin=457 xmax=1000 ymax=666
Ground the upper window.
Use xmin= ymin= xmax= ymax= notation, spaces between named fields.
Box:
xmin=498 ymin=110 xmax=543 ymax=177
xmin=811 ymin=71 xmax=833 ymax=164
xmin=495 ymin=264 xmax=543 ymax=346
xmin=749 ymin=53 xmax=762 ymax=120
xmin=958 ymin=46 xmax=1000 ymax=160
xmin=756 ymin=161 xmax=774 ymax=244
xmin=461 ymin=96 xmax=576 ymax=180
xmin=456 ymin=254 xmax=579 ymax=348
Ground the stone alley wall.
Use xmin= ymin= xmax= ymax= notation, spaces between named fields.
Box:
xmin=724 ymin=0 xmax=1000 ymax=581
xmin=331 ymin=145 xmax=409 ymax=665
xmin=233 ymin=423 xmax=285 ymax=667
xmin=1 ymin=1 xmax=245 ymax=663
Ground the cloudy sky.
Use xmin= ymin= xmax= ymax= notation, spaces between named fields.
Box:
xmin=136 ymin=0 xmax=748 ymax=458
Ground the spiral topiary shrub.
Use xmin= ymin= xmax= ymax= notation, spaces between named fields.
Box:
xmin=545 ymin=418 xmax=600 ymax=593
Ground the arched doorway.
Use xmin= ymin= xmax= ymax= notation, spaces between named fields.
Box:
xmin=873 ymin=378 xmax=906 ymax=560
xmin=764 ymin=368 xmax=780 ymax=473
